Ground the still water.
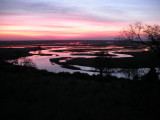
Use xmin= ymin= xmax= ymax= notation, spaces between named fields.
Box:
xmin=9 ymin=45 xmax=151 ymax=79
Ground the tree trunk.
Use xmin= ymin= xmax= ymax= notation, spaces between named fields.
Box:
xmin=100 ymin=69 xmax=103 ymax=77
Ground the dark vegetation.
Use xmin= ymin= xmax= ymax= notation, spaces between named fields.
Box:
xmin=67 ymin=51 xmax=160 ymax=68
xmin=1 ymin=62 xmax=160 ymax=120
xmin=0 ymin=60 xmax=160 ymax=119
xmin=0 ymin=43 xmax=160 ymax=120
xmin=0 ymin=47 xmax=42 ymax=61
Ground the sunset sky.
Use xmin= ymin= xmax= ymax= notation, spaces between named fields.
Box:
xmin=0 ymin=0 xmax=160 ymax=40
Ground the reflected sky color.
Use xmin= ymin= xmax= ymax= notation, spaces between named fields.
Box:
xmin=0 ymin=0 xmax=160 ymax=40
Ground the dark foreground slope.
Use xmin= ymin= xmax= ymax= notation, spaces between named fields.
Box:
xmin=1 ymin=62 xmax=160 ymax=120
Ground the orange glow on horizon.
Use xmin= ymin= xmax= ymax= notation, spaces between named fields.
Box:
xmin=0 ymin=16 xmax=122 ymax=40
xmin=0 ymin=30 xmax=118 ymax=40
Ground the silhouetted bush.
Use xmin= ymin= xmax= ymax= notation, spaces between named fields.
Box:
xmin=94 ymin=51 xmax=111 ymax=77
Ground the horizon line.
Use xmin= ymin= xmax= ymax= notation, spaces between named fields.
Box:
xmin=0 ymin=39 xmax=118 ymax=42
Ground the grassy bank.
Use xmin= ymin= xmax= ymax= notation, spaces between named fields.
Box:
xmin=66 ymin=51 xmax=160 ymax=68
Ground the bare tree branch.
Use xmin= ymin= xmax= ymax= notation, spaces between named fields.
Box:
xmin=118 ymin=22 xmax=160 ymax=58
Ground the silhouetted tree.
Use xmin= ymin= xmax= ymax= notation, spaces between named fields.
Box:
xmin=20 ymin=58 xmax=36 ymax=67
xmin=94 ymin=51 xmax=111 ymax=77
xmin=36 ymin=46 xmax=42 ymax=54
xmin=142 ymin=67 xmax=158 ymax=81
xmin=118 ymin=22 xmax=160 ymax=58
xmin=118 ymin=22 xmax=160 ymax=80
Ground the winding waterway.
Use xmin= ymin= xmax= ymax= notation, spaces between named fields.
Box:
xmin=8 ymin=45 xmax=153 ymax=79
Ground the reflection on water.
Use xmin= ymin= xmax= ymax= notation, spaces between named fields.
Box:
xmin=8 ymin=45 xmax=155 ymax=79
